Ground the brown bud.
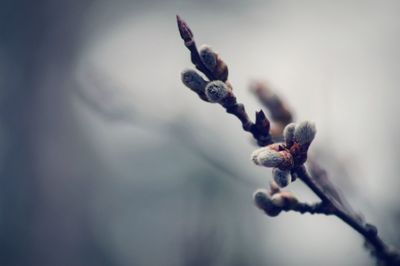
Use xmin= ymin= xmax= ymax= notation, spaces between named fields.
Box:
xmin=255 ymin=110 xmax=271 ymax=136
xmin=176 ymin=15 xmax=194 ymax=45
xmin=214 ymin=54 xmax=229 ymax=82
xmin=199 ymin=45 xmax=217 ymax=72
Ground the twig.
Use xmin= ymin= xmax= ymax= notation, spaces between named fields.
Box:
xmin=176 ymin=15 xmax=400 ymax=265
xmin=295 ymin=166 xmax=400 ymax=264
xmin=177 ymin=16 xmax=272 ymax=146
xmin=283 ymin=201 xmax=333 ymax=215
xmin=177 ymin=15 xmax=217 ymax=81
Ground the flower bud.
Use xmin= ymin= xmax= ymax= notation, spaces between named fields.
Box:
xmin=251 ymin=148 xmax=285 ymax=168
xmin=253 ymin=189 xmax=281 ymax=217
xmin=214 ymin=56 xmax=229 ymax=82
xmin=294 ymin=121 xmax=316 ymax=145
xmin=283 ymin=123 xmax=296 ymax=147
xmin=205 ymin=80 xmax=229 ymax=103
xmin=251 ymin=146 xmax=294 ymax=169
xmin=176 ymin=15 xmax=194 ymax=46
xmin=255 ymin=110 xmax=271 ymax=135
xmin=181 ymin=69 xmax=208 ymax=94
xmin=199 ymin=45 xmax=217 ymax=72
xmin=272 ymin=168 xmax=291 ymax=188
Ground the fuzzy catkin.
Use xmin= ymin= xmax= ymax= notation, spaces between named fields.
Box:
xmin=199 ymin=45 xmax=217 ymax=72
xmin=272 ymin=168 xmax=291 ymax=188
xmin=181 ymin=69 xmax=208 ymax=94
xmin=283 ymin=123 xmax=296 ymax=145
xmin=294 ymin=121 xmax=316 ymax=145
xmin=251 ymin=148 xmax=284 ymax=168
xmin=205 ymin=80 xmax=229 ymax=103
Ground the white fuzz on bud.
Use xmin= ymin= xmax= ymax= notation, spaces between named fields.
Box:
xmin=251 ymin=148 xmax=263 ymax=164
xmin=205 ymin=80 xmax=229 ymax=103
xmin=199 ymin=45 xmax=217 ymax=72
xmin=283 ymin=123 xmax=296 ymax=145
xmin=272 ymin=168 xmax=291 ymax=188
xmin=181 ymin=69 xmax=207 ymax=94
xmin=294 ymin=121 xmax=316 ymax=145
xmin=251 ymin=148 xmax=284 ymax=168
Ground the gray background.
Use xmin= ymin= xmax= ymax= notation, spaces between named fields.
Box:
xmin=1 ymin=0 xmax=400 ymax=265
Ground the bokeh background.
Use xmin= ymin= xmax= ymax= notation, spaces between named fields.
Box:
xmin=1 ymin=0 xmax=400 ymax=265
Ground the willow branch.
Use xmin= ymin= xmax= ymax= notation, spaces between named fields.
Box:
xmin=294 ymin=166 xmax=400 ymax=264
xmin=176 ymin=15 xmax=400 ymax=265
xmin=177 ymin=15 xmax=272 ymax=146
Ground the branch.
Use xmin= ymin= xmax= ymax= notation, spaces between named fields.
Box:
xmin=295 ymin=166 xmax=400 ymax=264
xmin=177 ymin=15 xmax=272 ymax=146
xmin=283 ymin=201 xmax=333 ymax=215
xmin=177 ymin=15 xmax=218 ymax=81
xmin=176 ymin=15 xmax=400 ymax=265
xmin=254 ymin=182 xmax=334 ymax=216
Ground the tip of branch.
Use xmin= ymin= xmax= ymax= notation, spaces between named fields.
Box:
xmin=176 ymin=15 xmax=193 ymax=43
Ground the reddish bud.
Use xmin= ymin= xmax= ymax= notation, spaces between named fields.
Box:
xmin=176 ymin=15 xmax=194 ymax=45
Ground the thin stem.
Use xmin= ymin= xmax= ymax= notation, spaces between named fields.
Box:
xmin=176 ymin=15 xmax=217 ymax=81
xmin=295 ymin=165 xmax=400 ymax=264
xmin=283 ymin=201 xmax=333 ymax=215
xmin=223 ymin=101 xmax=272 ymax=146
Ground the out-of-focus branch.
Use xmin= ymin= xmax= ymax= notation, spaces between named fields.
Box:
xmin=77 ymin=68 xmax=260 ymax=189
xmin=176 ymin=15 xmax=400 ymax=265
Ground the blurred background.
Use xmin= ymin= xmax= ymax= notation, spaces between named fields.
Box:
xmin=1 ymin=0 xmax=400 ymax=265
